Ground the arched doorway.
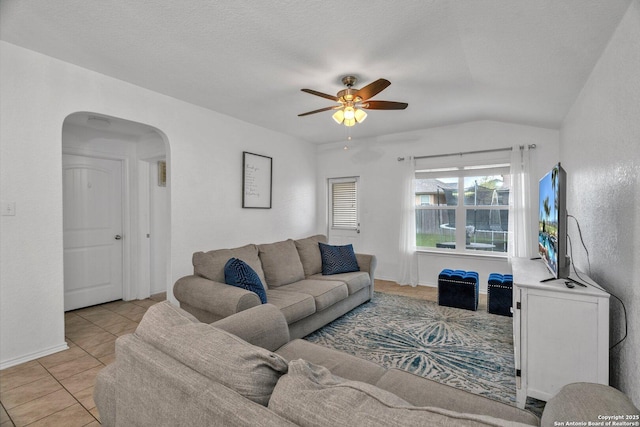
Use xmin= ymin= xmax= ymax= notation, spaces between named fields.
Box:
xmin=62 ymin=112 xmax=170 ymax=310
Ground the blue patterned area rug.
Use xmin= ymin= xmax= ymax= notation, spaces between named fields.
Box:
xmin=304 ymin=291 xmax=544 ymax=416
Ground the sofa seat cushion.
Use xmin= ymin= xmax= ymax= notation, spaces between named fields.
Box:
xmin=276 ymin=339 xmax=386 ymax=385
xmin=308 ymin=271 xmax=370 ymax=295
xmin=265 ymin=289 xmax=316 ymax=324
xmin=193 ymin=244 xmax=268 ymax=289
xmin=134 ymin=302 xmax=288 ymax=406
xmin=269 ymin=360 xmax=529 ymax=427
xmin=258 ymin=239 xmax=305 ymax=287
xmin=277 ymin=279 xmax=348 ymax=312
xmin=294 ymin=234 xmax=327 ymax=276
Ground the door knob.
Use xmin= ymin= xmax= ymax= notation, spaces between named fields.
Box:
xmin=115 ymin=235 xmax=122 ymax=240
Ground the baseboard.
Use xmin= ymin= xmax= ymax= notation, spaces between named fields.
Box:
xmin=375 ymin=276 xmax=438 ymax=287
xmin=0 ymin=342 xmax=69 ymax=370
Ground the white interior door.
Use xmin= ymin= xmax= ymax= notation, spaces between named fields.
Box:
xmin=328 ymin=177 xmax=360 ymax=246
xmin=63 ymin=154 xmax=124 ymax=311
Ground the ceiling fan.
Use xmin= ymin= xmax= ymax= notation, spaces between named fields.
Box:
xmin=298 ymin=76 xmax=408 ymax=127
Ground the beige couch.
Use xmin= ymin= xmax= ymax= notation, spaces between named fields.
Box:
xmin=94 ymin=302 xmax=639 ymax=426
xmin=173 ymin=235 xmax=376 ymax=339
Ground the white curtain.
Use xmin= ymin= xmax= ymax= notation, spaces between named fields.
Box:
xmin=508 ymin=145 xmax=533 ymax=258
xmin=397 ymin=157 xmax=418 ymax=286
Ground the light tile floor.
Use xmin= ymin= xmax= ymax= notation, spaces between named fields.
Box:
xmin=0 ymin=281 xmax=486 ymax=426
xmin=0 ymin=293 xmax=166 ymax=427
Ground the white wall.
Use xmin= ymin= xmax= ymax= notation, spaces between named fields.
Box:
xmin=0 ymin=42 xmax=317 ymax=368
xmin=316 ymin=121 xmax=559 ymax=290
xmin=560 ymin=0 xmax=640 ymax=406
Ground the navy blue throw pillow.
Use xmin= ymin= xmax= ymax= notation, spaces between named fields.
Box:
xmin=224 ymin=258 xmax=267 ymax=304
xmin=318 ymin=242 xmax=360 ymax=275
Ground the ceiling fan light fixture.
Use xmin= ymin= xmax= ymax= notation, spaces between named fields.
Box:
xmin=299 ymin=76 xmax=406 ymax=127
xmin=343 ymin=106 xmax=355 ymax=120
xmin=354 ymin=108 xmax=367 ymax=123
xmin=332 ymin=109 xmax=345 ymax=124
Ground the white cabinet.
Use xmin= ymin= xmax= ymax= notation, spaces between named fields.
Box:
xmin=511 ymin=258 xmax=609 ymax=408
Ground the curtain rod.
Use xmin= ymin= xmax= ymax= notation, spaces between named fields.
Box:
xmin=397 ymin=144 xmax=536 ymax=162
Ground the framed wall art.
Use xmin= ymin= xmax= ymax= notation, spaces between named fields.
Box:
xmin=242 ymin=151 xmax=272 ymax=209
xmin=157 ymin=160 xmax=167 ymax=187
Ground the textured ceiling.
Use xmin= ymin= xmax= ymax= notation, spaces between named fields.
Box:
xmin=0 ymin=0 xmax=632 ymax=144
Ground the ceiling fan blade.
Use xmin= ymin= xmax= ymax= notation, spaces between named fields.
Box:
xmin=355 ymin=79 xmax=391 ymax=101
xmin=298 ymin=106 xmax=340 ymax=117
xmin=301 ymin=88 xmax=339 ymax=102
xmin=362 ymin=100 xmax=408 ymax=110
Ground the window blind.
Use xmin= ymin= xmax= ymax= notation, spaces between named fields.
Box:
xmin=331 ymin=180 xmax=358 ymax=229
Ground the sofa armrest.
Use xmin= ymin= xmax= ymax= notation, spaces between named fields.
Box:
xmin=541 ymin=383 xmax=639 ymax=427
xmin=356 ymin=253 xmax=377 ymax=278
xmin=356 ymin=253 xmax=377 ymax=297
xmin=211 ymin=304 xmax=290 ymax=351
xmin=173 ymin=275 xmax=261 ymax=323
xmin=94 ymin=363 xmax=117 ymax=427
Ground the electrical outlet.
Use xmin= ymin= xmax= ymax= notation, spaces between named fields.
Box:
xmin=1 ymin=201 xmax=16 ymax=216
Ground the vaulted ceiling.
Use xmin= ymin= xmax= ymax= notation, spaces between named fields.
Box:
xmin=0 ymin=0 xmax=632 ymax=144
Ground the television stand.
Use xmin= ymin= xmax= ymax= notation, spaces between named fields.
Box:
xmin=510 ymin=258 xmax=609 ymax=409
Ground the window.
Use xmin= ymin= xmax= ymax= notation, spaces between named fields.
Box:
xmin=329 ymin=177 xmax=358 ymax=230
xmin=415 ymin=164 xmax=510 ymax=254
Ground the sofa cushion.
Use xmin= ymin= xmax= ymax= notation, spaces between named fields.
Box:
xmin=277 ymin=280 xmax=348 ymax=312
xmin=375 ymin=369 xmax=539 ymax=426
xmin=134 ymin=302 xmax=288 ymax=406
xmin=308 ymin=271 xmax=370 ymax=295
xmin=294 ymin=235 xmax=327 ymax=276
xmin=258 ymin=239 xmax=305 ymax=287
xmin=269 ymin=359 xmax=526 ymax=427
xmin=193 ymin=244 xmax=268 ymax=289
xmin=224 ymin=257 xmax=267 ymax=303
xmin=276 ymin=339 xmax=386 ymax=385
xmin=265 ymin=289 xmax=316 ymax=324
xmin=319 ymin=242 xmax=360 ymax=275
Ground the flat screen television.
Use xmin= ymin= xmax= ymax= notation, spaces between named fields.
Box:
xmin=538 ymin=163 xmax=570 ymax=279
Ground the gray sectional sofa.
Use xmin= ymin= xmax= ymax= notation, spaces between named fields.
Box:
xmin=173 ymin=234 xmax=376 ymax=339
xmin=94 ymin=301 xmax=639 ymax=427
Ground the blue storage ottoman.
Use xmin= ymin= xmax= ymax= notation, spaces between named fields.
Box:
xmin=487 ymin=273 xmax=513 ymax=317
xmin=437 ymin=269 xmax=479 ymax=311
